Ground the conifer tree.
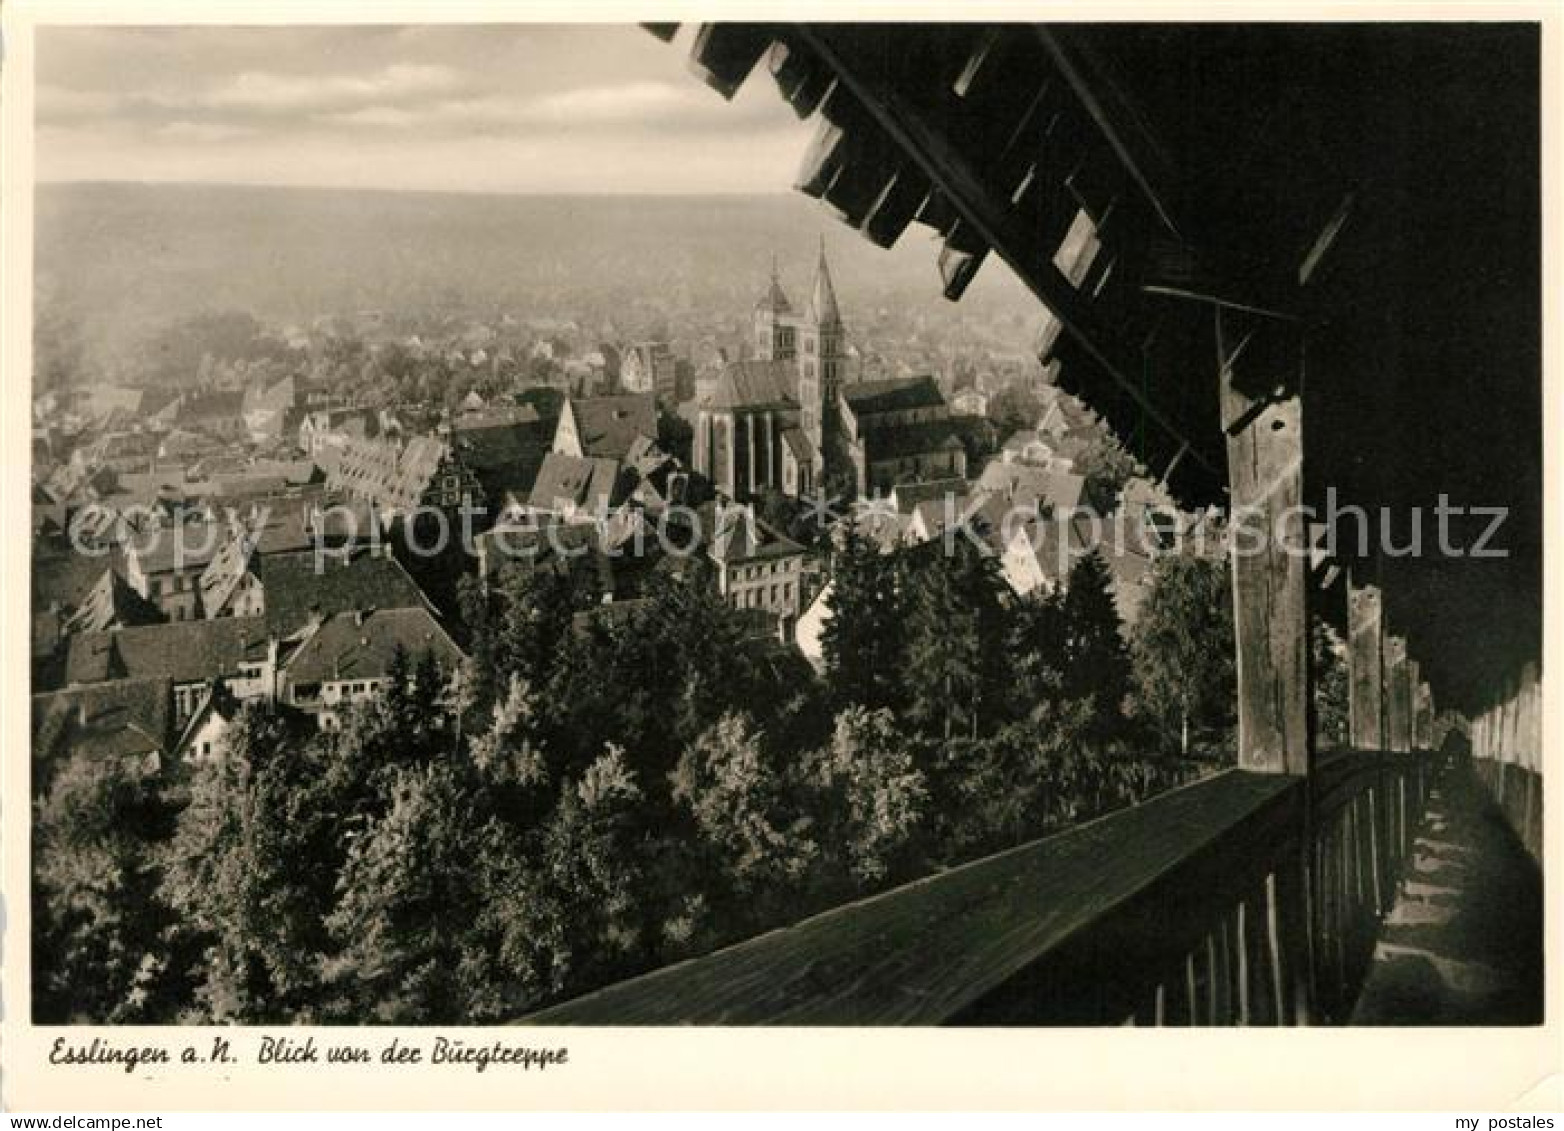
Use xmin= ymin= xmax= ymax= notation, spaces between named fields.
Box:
xmin=1129 ymin=553 xmax=1235 ymax=754
xmin=820 ymin=525 xmax=908 ymax=711
xmin=905 ymin=537 xmax=1006 ymax=739
xmin=1059 ymin=550 xmax=1132 ymax=738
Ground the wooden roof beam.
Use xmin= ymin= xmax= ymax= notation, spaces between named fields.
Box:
xmin=1034 ymin=27 xmax=1187 ymax=243
xmin=792 ymin=24 xmax=1219 ymax=479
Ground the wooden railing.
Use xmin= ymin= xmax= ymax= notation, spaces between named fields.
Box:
xmin=1470 ymin=662 xmax=1542 ymax=863
xmin=522 ymin=749 xmax=1438 ymax=1026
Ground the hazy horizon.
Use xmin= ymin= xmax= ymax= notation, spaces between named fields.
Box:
xmin=35 ymin=180 xmax=1040 ymax=380
xmin=37 ymin=25 xmax=816 ymax=194
xmin=36 ymin=176 xmax=805 ymax=199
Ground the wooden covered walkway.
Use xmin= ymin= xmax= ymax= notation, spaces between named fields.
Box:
xmin=517 ymin=23 xmax=1543 ymax=1029
xmin=1352 ymin=758 xmax=1543 ymax=1026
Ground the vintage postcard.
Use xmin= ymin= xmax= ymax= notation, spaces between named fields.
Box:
xmin=2 ymin=0 xmax=1559 ymax=1112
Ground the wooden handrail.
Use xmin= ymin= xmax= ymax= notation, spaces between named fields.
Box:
xmin=520 ymin=750 xmax=1440 ymax=1026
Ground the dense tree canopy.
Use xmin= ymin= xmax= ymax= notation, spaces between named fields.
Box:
xmin=1129 ymin=554 xmax=1236 ymax=755
xmin=35 ymin=510 xmax=1236 ymax=1024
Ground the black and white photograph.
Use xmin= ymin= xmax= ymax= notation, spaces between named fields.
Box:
xmin=12 ymin=7 xmax=1551 ymax=1090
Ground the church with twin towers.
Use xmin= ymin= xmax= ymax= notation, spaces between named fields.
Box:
xmin=693 ymin=241 xmax=966 ymax=502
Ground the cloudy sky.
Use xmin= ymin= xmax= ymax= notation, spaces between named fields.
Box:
xmin=36 ymin=24 xmax=817 ymax=193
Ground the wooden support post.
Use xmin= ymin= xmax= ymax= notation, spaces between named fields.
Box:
xmin=1414 ymin=681 xmax=1434 ymax=751
xmin=746 ymin=416 xmax=757 ymax=497
xmin=1347 ymin=575 xmax=1384 ymax=751
xmin=1219 ymin=310 xmax=1309 ymax=774
xmin=1413 ymin=660 xmax=1426 ymax=747
xmin=1522 ymin=662 xmax=1540 ymax=767
xmin=1383 ymin=635 xmax=1412 ymax=753
xmin=724 ymin=416 xmax=736 ymax=498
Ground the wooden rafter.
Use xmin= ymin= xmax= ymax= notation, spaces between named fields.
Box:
xmin=791 ymin=23 xmax=1220 ymax=480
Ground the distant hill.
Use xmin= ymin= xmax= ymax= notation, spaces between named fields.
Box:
xmin=35 ymin=181 xmax=1039 ymax=380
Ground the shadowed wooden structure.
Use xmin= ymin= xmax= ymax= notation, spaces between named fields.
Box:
xmin=523 ymin=22 xmax=1541 ymax=1026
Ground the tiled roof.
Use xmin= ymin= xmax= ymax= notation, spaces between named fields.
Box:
xmin=755 ymin=275 xmax=794 ymax=315
xmin=258 ymin=551 xmax=432 ymax=639
xmin=244 ymin=375 xmax=297 ymax=413
xmin=452 ymin=404 xmax=542 ymax=431
xmin=176 ymin=391 xmax=245 ymax=421
xmin=246 ymin=459 xmax=321 ymax=486
xmin=566 ymin=394 xmax=658 ymax=460
xmin=1004 ymin=512 xmax=1100 ymax=584
xmin=842 ymin=375 xmax=945 ymax=416
xmin=114 ymin=466 xmax=190 ymax=492
xmin=82 ymin=431 xmax=160 ymax=463
xmin=975 ymin=463 xmax=1087 ymax=513
xmin=33 ymin=608 xmax=64 ymax=659
xmin=198 ymin=530 xmax=257 ymax=616
xmin=528 ymin=452 xmax=628 ymax=514
xmin=307 ymin=407 xmax=377 ymax=434
xmin=707 ymin=360 xmax=797 ymax=412
xmin=33 ymin=678 xmax=174 ymax=764
xmin=780 ymin=425 xmax=814 ymax=463
xmin=284 ymin=607 xmax=464 ymax=685
xmin=160 ymin=429 xmax=223 ymax=457
xmin=452 ymin=414 xmax=553 ymax=499
xmin=65 ymin=567 xmax=163 ymax=636
xmin=249 ymin=495 xmax=376 ymax=556
xmin=708 ymin=504 xmax=805 ymax=564
xmin=327 ymin=434 xmax=471 ymax=513
xmin=863 ymin=419 xmax=966 ymax=461
xmin=890 ymin=477 xmax=970 ymax=515
xmin=624 ymin=434 xmax=673 ymax=476
xmin=626 ymin=341 xmax=674 ymax=372
xmin=210 ymin=474 xmax=292 ymax=499
xmin=65 ymin=619 xmax=269 ymax=686
xmin=126 ymin=521 xmax=227 ymax=576
xmin=33 ymin=543 xmax=126 ymax=615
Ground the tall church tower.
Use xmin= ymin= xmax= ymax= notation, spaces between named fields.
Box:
xmin=799 ymin=239 xmax=847 ymax=458
xmin=753 ymin=255 xmax=797 ymax=362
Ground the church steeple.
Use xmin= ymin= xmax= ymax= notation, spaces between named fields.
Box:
xmin=805 ymin=236 xmax=841 ymax=327
xmin=753 ymin=253 xmax=796 ymax=362
xmin=756 ymin=253 xmax=793 ymax=316
xmin=798 ymin=238 xmax=848 ymax=479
